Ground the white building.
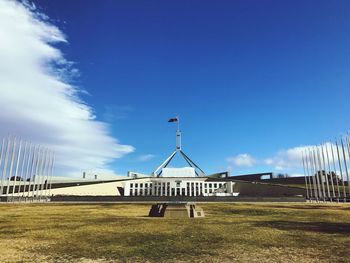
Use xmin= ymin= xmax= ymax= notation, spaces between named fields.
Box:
xmin=1 ymin=119 xmax=239 ymax=199
xmin=123 ymin=175 xmax=238 ymax=197
xmin=46 ymin=118 xmax=239 ymax=198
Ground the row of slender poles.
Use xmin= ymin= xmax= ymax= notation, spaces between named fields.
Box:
xmin=302 ymin=136 xmax=350 ymax=202
xmin=0 ymin=136 xmax=55 ymax=202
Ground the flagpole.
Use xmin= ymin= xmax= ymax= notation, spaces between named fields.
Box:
xmin=304 ymin=150 xmax=313 ymax=200
xmin=325 ymin=143 xmax=336 ymax=201
xmin=336 ymin=140 xmax=346 ymax=202
xmin=330 ymin=142 xmax=341 ymax=202
xmin=321 ymin=144 xmax=331 ymax=201
xmin=176 ymin=116 xmax=181 ymax=151
xmin=341 ymin=138 xmax=350 ymax=200
xmin=302 ymin=152 xmax=309 ymax=200
xmin=313 ymin=147 xmax=322 ymax=201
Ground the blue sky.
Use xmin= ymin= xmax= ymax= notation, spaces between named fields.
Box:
xmin=2 ymin=0 xmax=350 ymax=177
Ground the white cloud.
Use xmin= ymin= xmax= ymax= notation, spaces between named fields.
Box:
xmin=263 ymin=142 xmax=346 ymax=171
xmin=138 ymin=154 xmax=155 ymax=162
xmin=0 ymin=1 xmax=134 ymax=176
xmin=225 ymin=142 xmax=350 ymax=174
xmin=227 ymin=153 xmax=256 ymax=167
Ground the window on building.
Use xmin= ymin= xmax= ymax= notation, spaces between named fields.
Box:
xmin=140 ymin=183 xmax=143 ymax=187
xmin=130 ymin=183 xmax=133 ymax=188
xmin=209 ymin=183 xmax=212 ymax=188
xmin=214 ymin=183 xmax=217 ymax=188
xmin=135 ymin=183 xmax=138 ymax=187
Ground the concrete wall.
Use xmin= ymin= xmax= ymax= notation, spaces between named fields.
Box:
xmin=50 ymin=181 xmax=125 ymax=196
xmin=233 ymin=181 xmax=305 ymax=197
xmin=51 ymin=195 xmax=306 ymax=202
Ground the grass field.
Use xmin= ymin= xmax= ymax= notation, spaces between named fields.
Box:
xmin=0 ymin=203 xmax=349 ymax=263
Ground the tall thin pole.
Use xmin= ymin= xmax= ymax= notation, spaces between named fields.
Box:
xmin=44 ymin=151 xmax=52 ymax=200
xmin=0 ymin=138 xmax=4 ymax=177
xmin=301 ymin=152 xmax=309 ymax=200
xmin=176 ymin=116 xmax=181 ymax=151
xmin=27 ymin=145 xmax=37 ymax=199
xmin=18 ymin=141 xmax=28 ymax=201
xmin=0 ymin=138 xmax=6 ymax=196
xmin=35 ymin=147 xmax=44 ymax=199
xmin=325 ymin=143 xmax=336 ymax=200
xmin=11 ymin=139 xmax=22 ymax=200
xmin=6 ymin=138 xmax=17 ymax=197
xmin=0 ymin=137 xmax=10 ymax=196
xmin=39 ymin=149 xmax=48 ymax=200
xmin=32 ymin=146 xmax=41 ymax=199
xmin=37 ymin=148 xmax=45 ymax=200
xmin=336 ymin=140 xmax=346 ymax=202
xmin=346 ymin=136 xmax=350 ymax=199
xmin=311 ymin=149 xmax=322 ymax=202
xmin=341 ymin=138 xmax=350 ymax=199
xmin=330 ymin=142 xmax=341 ymax=201
xmin=321 ymin=144 xmax=331 ymax=201
xmin=314 ymin=147 xmax=325 ymax=201
xmin=22 ymin=143 xmax=31 ymax=200
xmin=308 ymin=149 xmax=316 ymax=201
xmin=48 ymin=152 xmax=55 ymax=198
xmin=304 ymin=150 xmax=313 ymax=200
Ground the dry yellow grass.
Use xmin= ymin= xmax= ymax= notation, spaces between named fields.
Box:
xmin=0 ymin=202 xmax=349 ymax=263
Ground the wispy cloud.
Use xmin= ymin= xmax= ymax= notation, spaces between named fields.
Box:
xmin=226 ymin=153 xmax=256 ymax=168
xmin=264 ymin=142 xmax=348 ymax=171
xmin=227 ymin=142 xmax=347 ymax=174
xmin=137 ymin=154 xmax=155 ymax=162
xmin=0 ymin=1 xmax=134 ymax=176
xmin=102 ymin=105 xmax=133 ymax=123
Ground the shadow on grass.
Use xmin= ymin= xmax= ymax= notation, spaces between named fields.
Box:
xmin=258 ymin=204 xmax=350 ymax=211
xmin=35 ymin=225 xmax=224 ymax=262
xmin=209 ymin=208 xmax=288 ymax=217
xmin=255 ymin=220 xmax=350 ymax=235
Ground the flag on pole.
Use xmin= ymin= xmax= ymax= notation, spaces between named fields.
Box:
xmin=168 ymin=117 xmax=178 ymax=123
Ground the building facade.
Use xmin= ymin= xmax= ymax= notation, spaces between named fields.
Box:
xmin=123 ymin=177 xmax=238 ymax=197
